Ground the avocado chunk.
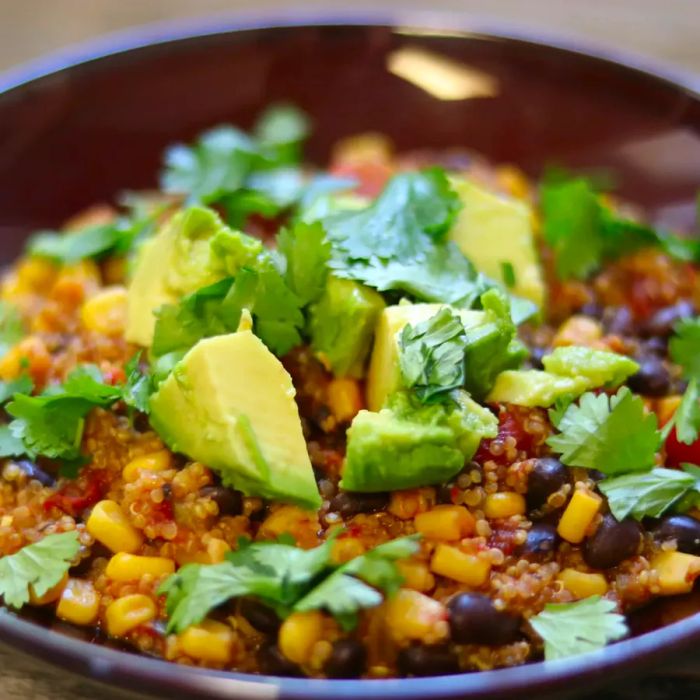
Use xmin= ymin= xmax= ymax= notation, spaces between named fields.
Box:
xmin=149 ymin=331 xmax=320 ymax=509
xmin=308 ymin=277 xmax=385 ymax=377
xmin=366 ymin=303 xmax=485 ymax=411
xmin=487 ymin=346 xmax=639 ymax=407
xmin=449 ymin=177 xmax=545 ymax=308
xmin=126 ymin=205 xmax=262 ymax=347
xmin=341 ymin=390 xmax=498 ymax=492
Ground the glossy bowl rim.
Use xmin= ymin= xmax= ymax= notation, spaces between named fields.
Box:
xmin=0 ymin=8 xmax=700 ymax=699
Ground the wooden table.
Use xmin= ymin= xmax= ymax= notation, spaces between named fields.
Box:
xmin=1 ymin=1 xmax=699 ymax=698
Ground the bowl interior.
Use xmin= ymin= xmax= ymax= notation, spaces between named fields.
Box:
xmin=0 ymin=15 xmax=700 ymax=700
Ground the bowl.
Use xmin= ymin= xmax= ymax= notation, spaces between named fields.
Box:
xmin=0 ymin=10 xmax=700 ymax=700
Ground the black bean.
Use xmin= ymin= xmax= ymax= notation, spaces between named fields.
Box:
xmin=447 ymin=593 xmax=521 ymax=645
xmin=397 ymin=644 xmax=460 ymax=677
xmin=257 ymin=644 xmax=303 ymax=677
xmin=239 ymin=599 xmax=280 ymax=635
xmin=437 ymin=483 xmax=456 ymax=504
xmin=526 ymin=458 xmax=569 ymax=511
xmin=641 ymin=337 xmax=667 ymax=357
xmin=603 ymin=306 xmax=633 ymax=336
xmin=329 ymin=491 xmax=389 ymax=518
xmin=583 ymin=514 xmax=642 ymax=569
xmin=325 ymin=639 xmax=367 ymax=678
xmin=627 ymin=356 xmax=671 ymax=397
xmin=580 ymin=303 xmax=604 ymax=319
xmin=652 ymin=515 xmax=700 ymax=555
xmin=16 ymin=459 xmax=54 ymax=487
xmin=643 ymin=300 xmax=694 ymax=337
xmin=520 ymin=523 xmax=559 ymax=557
xmin=199 ymin=485 xmax=243 ymax=516
xmin=529 ymin=347 xmax=547 ymax=370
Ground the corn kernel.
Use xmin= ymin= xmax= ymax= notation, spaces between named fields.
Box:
xmin=87 ymin=500 xmax=143 ymax=553
xmin=398 ymin=560 xmax=435 ymax=592
xmin=80 ymin=285 xmax=128 ymax=335
xmin=657 ymin=396 xmax=682 ymax=428
xmin=388 ymin=488 xmax=434 ymax=520
xmin=206 ymin=537 xmax=231 ymax=564
xmin=29 ymin=573 xmax=68 ymax=606
xmin=496 ymin=165 xmax=530 ymax=200
xmin=122 ymin=450 xmax=172 ymax=482
xmin=56 ymin=578 xmax=100 ymax=625
xmin=430 ymin=544 xmax=491 ymax=586
xmin=557 ymin=568 xmax=608 ymax=598
xmin=327 ymin=378 xmax=363 ymax=424
xmin=105 ymin=553 xmax=175 ymax=582
xmin=332 ymin=133 xmax=392 ymax=166
xmin=179 ymin=619 xmax=235 ymax=663
xmin=553 ymin=315 xmax=602 ymax=348
xmin=331 ymin=537 xmax=366 ymax=564
xmin=16 ymin=257 xmax=57 ymax=292
xmin=278 ymin=611 xmax=324 ymax=665
xmin=652 ymin=551 xmax=700 ymax=595
xmin=384 ymin=589 xmax=448 ymax=644
xmin=259 ymin=505 xmax=319 ymax=548
xmin=557 ymin=490 xmax=602 ymax=544
xmin=105 ymin=594 xmax=156 ymax=637
xmin=414 ymin=505 xmax=475 ymax=541
xmin=483 ymin=492 xmax=526 ymax=520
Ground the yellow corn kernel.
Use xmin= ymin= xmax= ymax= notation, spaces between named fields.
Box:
xmin=398 ymin=560 xmax=435 ymax=592
xmin=278 ymin=611 xmax=324 ymax=665
xmin=327 ymin=378 xmax=363 ymax=424
xmin=657 ymin=395 xmax=682 ymax=428
xmin=16 ymin=257 xmax=58 ymax=292
xmin=56 ymin=578 xmax=100 ymax=625
xmin=87 ymin=500 xmax=143 ymax=554
xmin=496 ymin=165 xmax=530 ymax=200
xmin=557 ymin=568 xmax=608 ymax=598
xmin=122 ymin=450 xmax=173 ymax=482
xmin=414 ymin=505 xmax=475 ymax=541
xmin=557 ymin=490 xmax=602 ymax=544
xmin=259 ymin=505 xmax=319 ymax=549
xmin=331 ymin=537 xmax=366 ymax=565
xmin=384 ymin=589 xmax=448 ymax=644
xmin=332 ymin=133 xmax=392 ymax=166
xmin=388 ymin=488 xmax=435 ymax=520
xmin=483 ymin=492 xmax=526 ymax=520
xmin=430 ymin=544 xmax=491 ymax=586
xmin=206 ymin=537 xmax=231 ymax=564
xmin=80 ymin=285 xmax=128 ymax=335
xmin=105 ymin=553 xmax=175 ymax=582
xmin=29 ymin=572 xmax=68 ymax=606
xmin=553 ymin=315 xmax=602 ymax=348
xmin=179 ymin=619 xmax=236 ymax=664
xmin=652 ymin=551 xmax=700 ymax=595
xmin=105 ymin=594 xmax=157 ymax=637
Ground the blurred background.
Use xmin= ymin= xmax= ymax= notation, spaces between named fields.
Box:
xmin=2 ymin=0 xmax=700 ymax=73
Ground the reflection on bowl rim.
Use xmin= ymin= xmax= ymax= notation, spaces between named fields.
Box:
xmin=0 ymin=9 xmax=699 ymax=700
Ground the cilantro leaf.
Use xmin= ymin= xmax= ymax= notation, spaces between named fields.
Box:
xmin=0 ymin=375 xmax=33 ymax=405
xmin=0 ymin=302 xmax=24 ymax=359
xmin=122 ymin=353 xmax=153 ymax=415
xmin=399 ymin=307 xmax=467 ymax=404
xmin=0 ymin=531 xmax=80 ymax=609
xmin=670 ymin=317 xmax=700 ymax=382
xmin=276 ymin=221 xmax=331 ymax=307
xmin=542 ymin=179 xmax=603 ymax=280
xmin=253 ymin=103 xmax=311 ymax=165
xmin=599 ymin=466 xmax=700 ymax=521
xmin=28 ymin=215 xmax=152 ymax=264
xmin=673 ymin=377 xmax=700 ymax=445
xmin=547 ymin=387 xmax=660 ymax=474
xmin=530 ymin=596 xmax=628 ymax=661
xmin=0 ymin=424 xmax=26 ymax=458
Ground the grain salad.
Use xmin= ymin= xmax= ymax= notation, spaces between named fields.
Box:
xmin=1 ymin=105 xmax=700 ymax=679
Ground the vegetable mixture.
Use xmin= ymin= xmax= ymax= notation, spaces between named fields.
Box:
xmin=1 ymin=104 xmax=700 ymax=678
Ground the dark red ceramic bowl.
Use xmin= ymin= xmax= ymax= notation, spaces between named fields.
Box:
xmin=1 ymin=10 xmax=700 ymax=700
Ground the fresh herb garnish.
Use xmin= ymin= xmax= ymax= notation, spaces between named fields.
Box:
xmin=547 ymin=387 xmax=660 ymax=474
xmin=530 ymin=596 xmax=628 ymax=661
xmin=398 ymin=307 xmax=467 ymax=404
xmin=670 ymin=317 xmax=700 ymax=383
xmin=0 ymin=531 xmax=80 ymax=609
xmin=501 ymin=261 xmax=516 ymax=289
xmin=599 ymin=466 xmax=700 ymax=521
xmin=159 ymin=533 xmax=420 ymax=633
xmin=0 ymin=302 xmax=25 ymax=359
xmin=670 ymin=377 xmax=700 ymax=445
xmin=121 ymin=353 xmax=154 ymax=415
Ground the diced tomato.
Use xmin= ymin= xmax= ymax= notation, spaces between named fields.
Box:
xmin=331 ymin=162 xmax=393 ymax=198
xmin=475 ymin=405 xmax=541 ymax=464
xmin=665 ymin=427 xmax=700 ymax=468
xmin=44 ymin=469 xmax=108 ymax=516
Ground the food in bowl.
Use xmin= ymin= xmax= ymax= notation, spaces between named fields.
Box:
xmin=0 ymin=103 xmax=699 ymax=679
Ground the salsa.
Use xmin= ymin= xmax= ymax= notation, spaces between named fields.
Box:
xmin=0 ymin=105 xmax=700 ymax=678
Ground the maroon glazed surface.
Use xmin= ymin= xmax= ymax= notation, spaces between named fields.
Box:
xmin=0 ymin=12 xmax=699 ymax=700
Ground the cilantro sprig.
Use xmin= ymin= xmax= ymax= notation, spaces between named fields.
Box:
xmin=546 ymin=387 xmax=660 ymax=474
xmin=0 ymin=531 xmax=80 ymax=609
xmin=599 ymin=465 xmax=700 ymax=521
xmin=530 ymin=596 xmax=628 ymax=661
xmin=159 ymin=533 xmax=420 ymax=633
xmin=670 ymin=317 xmax=700 ymax=383
xmin=0 ymin=302 xmax=24 ymax=360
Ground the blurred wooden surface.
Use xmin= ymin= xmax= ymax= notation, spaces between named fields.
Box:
xmin=0 ymin=1 xmax=699 ymax=699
